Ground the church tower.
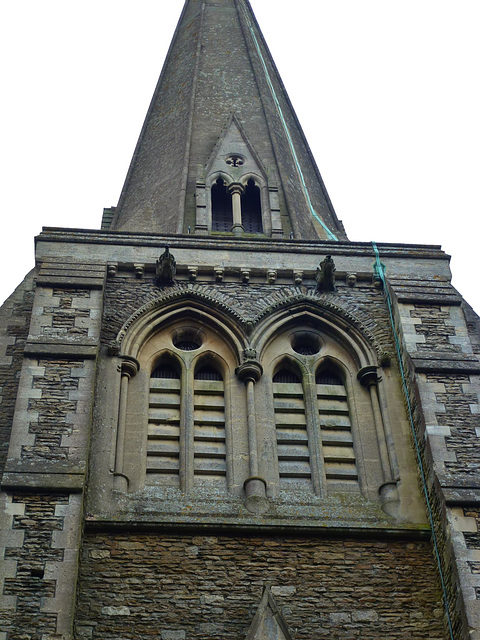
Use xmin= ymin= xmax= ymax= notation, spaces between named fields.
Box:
xmin=1 ymin=1 xmax=479 ymax=639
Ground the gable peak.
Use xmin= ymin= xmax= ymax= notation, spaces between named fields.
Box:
xmin=245 ymin=585 xmax=294 ymax=640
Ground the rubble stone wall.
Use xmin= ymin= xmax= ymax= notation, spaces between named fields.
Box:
xmin=75 ymin=532 xmax=446 ymax=640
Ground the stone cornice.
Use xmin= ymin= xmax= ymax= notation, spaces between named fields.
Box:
xmin=36 ymin=227 xmax=449 ymax=260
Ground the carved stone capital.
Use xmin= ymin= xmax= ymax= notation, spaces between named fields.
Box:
xmin=236 ymin=361 xmax=263 ymax=383
xmin=228 ymin=182 xmax=245 ymax=196
xmin=357 ymin=365 xmax=379 ymax=388
xmin=120 ymin=356 xmax=140 ymax=379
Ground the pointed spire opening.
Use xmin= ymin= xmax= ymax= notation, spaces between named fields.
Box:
xmin=242 ymin=179 xmax=263 ymax=234
xmin=212 ymin=178 xmax=233 ymax=232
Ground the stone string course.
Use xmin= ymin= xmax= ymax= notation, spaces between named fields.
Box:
xmin=75 ymin=533 xmax=446 ymax=640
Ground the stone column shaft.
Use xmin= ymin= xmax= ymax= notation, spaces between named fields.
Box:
xmin=229 ymin=183 xmax=245 ymax=236
xmin=114 ymin=357 xmax=139 ymax=491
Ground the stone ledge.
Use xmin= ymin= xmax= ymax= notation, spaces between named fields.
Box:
xmin=443 ymin=488 xmax=480 ymax=505
xmin=412 ymin=354 xmax=480 ymax=373
xmin=4 ymin=457 xmax=86 ymax=475
xmin=24 ymin=339 xmax=98 ymax=358
xmin=83 ymin=515 xmax=431 ymax=539
xmin=37 ymin=227 xmax=448 ymax=259
xmin=1 ymin=471 xmax=85 ymax=491
xmin=36 ymin=276 xmax=104 ymax=289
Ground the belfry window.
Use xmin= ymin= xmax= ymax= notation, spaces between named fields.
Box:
xmin=147 ymin=361 xmax=181 ymax=486
xmin=264 ymin=327 xmax=363 ymax=497
xmin=316 ymin=366 xmax=358 ymax=491
xmin=193 ymin=364 xmax=227 ymax=487
xmin=241 ymin=179 xmax=263 ymax=233
xmin=210 ymin=177 xmax=263 ymax=234
xmin=273 ymin=367 xmax=313 ymax=490
xmin=211 ymin=177 xmax=233 ymax=232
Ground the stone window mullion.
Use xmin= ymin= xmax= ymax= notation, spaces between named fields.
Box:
xmin=303 ymin=369 xmax=327 ymax=497
xmin=181 ymin=361 xmax=195 ymax=493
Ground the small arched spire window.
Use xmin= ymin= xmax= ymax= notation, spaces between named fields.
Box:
xmin=211 ymin=177 xmax=233 ymax=232
xmin=241 ymin=178 xmax=263 ymax=233
xmin=193 ymin=362 xmax=226 ymax=487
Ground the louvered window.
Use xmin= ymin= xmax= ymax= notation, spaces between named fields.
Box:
xmin=193 ymin=365 xmax=226 ymax=487
xmin=316 ymin=369 xmax=359 ymax=491
xmin=212 ymin=178 xmax=233 ymax=232
xmin=147 ymin=364 xmax=181 ymax=486
xmin=273 ymin=369 xmax=312 ymax=490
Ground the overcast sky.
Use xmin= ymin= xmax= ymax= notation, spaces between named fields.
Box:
xmin=1 ymin=0 xmax=479 ymax=314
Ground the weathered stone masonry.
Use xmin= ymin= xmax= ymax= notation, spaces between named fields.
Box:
xmin=75 ymin=533 xmax=445 ymax=640
xmin=0 ymin=275 xmax=35 ymax=475
xmin=0 ymin=262 xmax=105 ymax=640
xmin=390 ymin=284 xmax=480 ymax=638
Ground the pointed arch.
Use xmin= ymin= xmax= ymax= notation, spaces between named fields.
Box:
xmin=251 ymin=297 xmax=379 ymax=370
xmin=116 ymin=291 xmax=246 ymax=363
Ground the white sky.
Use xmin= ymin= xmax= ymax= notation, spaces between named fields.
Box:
xmin=1 ymin=0 xmax=479 ymax=314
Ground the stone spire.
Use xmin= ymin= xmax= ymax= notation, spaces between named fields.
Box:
xmin=109 ymin=0 xmax=347 ymax=241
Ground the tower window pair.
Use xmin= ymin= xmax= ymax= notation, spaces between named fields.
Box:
xmin=148 ymin=361 xmax=226 ymax=489
xmin=211 ymin=177 xmax=263 ymax=234
xmin=273 ymin=366 xmax=357 ymax=494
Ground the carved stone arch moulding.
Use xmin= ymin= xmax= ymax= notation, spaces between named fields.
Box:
xmin=114 ymin=289 xmax=247 ymax=361
xmin=112 ymin=287 xmax=383 ymax=367
xmin=249 ymin=295 xmax=382 ymax=369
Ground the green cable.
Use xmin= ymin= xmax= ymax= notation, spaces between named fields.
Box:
xmin=241 ymin=2 xmax=338 ymax=241
xmin=372 ymin=241 xmax=455 ymax=640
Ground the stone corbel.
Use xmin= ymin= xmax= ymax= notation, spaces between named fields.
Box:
xmin=293 ymin=270 xmax=303 ymax=285
xmin=241 ymin=268 xmax=251 ymax=284
xmin=134 ymin=264 xmax=145 ymax=279
xmin=107 ymin=263 xmax=118 ymax=278
xmin=346 ymin=273 xmax=357 ymax=287
xmin=267 ymin=270 xmax=277 ymax=284
xmin=188 ymin=266 xmax=198 ymax=282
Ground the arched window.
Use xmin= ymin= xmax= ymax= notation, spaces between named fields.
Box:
xmin=193 ymin=364 xmax=226 ymax=488
xmin=211 ymin=177 xmax=233 ymax=232
xmin=241 ymin=179 xmax=263 ymax=234
xmin=316 ymin=365 xmax=358 ymax=492
xmin=147 ymin=361 xmax=181 ymax=487
xmin=273 ymin=367 xmax=312 ymax=491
